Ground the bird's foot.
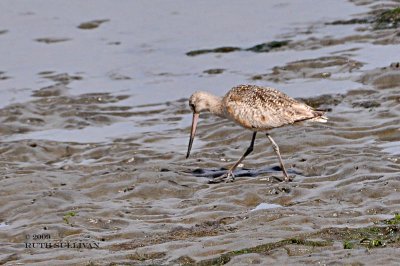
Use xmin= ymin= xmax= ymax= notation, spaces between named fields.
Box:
xmin=225 ymin=172 xmax=235 ymax=183
xmin=209 ymin=171 xmax=235 ymax=184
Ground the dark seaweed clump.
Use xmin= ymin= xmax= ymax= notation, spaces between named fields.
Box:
xmin=186 ymin=47 xmax=241 ymax=56
xmin=186 ymin=40 xmax=290 ymax=56
xmin=78 ymin=19 xmax=110 ymax=30
xmin=298 ymin=94 xmax=344 ymax=109
xmin=374 ymin=7 xmax=400 ymax=29
xmin=203 ymin=68 xmax=225 ymax=75
xmin=0 ymin=71 xmax=11 ymax=80
xmin=245 ymin=40 xmax=290 ymax=53
xmin=326 ymin=18 xmax=371 ymax=25
xmin=326 ymin=7 xmax=400 ymax=30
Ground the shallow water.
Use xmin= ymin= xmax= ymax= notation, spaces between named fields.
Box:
xmin=0 ymin=0 xmax=369 ymax=108
xmin=1 ymin=1 xmax=400 ymax=265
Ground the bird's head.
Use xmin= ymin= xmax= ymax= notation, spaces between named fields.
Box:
xmin=188 ymin=91 xmax=212 ymax=113
xmin=186 ymin=91 xmax=223 ymax=159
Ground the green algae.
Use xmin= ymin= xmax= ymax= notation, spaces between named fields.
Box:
xmin=327 ymin=6 xmax=400 ymax=30
xmin=194 ymin=238 xmax=331 ymax=266
xmin=375 ymin=7 xmax=400 ymax=29
xmin=343 ymin=240 xmax=354 ymax=249
xmin=384 ymin=213 xmax=400 ymax=225
xmin=192 ymin=222 xmax=400 ymax=265
xmin=63 ymin=211 xmax=76 ymax=224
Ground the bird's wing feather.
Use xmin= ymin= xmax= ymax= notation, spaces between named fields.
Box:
xmin=223 ymin=85 xmax=319 ymax=130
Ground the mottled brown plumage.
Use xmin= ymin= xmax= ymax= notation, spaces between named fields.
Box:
xmin=222 ymin=85 xmax=326 ymax=130
xmin=186 ymin=84 xmax=327 ymax=183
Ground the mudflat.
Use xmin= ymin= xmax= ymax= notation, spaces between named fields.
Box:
xmin=0 ymin=1 xmax=399 ymax=265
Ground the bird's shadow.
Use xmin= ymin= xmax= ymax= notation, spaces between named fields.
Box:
xmin=189 ymin=166 xmax=301 ymax=179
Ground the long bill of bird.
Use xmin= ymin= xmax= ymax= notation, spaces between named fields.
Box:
xmin=186 ymin=112 xmax=199 ymax=159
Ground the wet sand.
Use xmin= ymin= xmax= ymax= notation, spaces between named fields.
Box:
xmin=1 ymin=1 xmax=400 ymax=265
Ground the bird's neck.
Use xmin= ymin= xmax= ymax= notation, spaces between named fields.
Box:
xmin=207 ymin=94 xmax=224 ymax=117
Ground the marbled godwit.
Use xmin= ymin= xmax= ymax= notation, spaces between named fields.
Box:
xmin=186 ymin=84 xmax=327 ymax=183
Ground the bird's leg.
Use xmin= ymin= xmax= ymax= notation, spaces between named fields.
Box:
xmin=266 ymin=134 xmax=290 ymax=181
xmin=209 ymin=132 xmax=257 ymax=184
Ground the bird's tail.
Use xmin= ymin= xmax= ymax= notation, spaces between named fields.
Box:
xmin=310 ymin=110 xmax=328 ymax=123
